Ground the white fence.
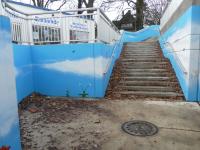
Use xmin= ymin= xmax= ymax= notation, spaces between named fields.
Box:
xmin=1 ymin=1 xmax=120 ymax=45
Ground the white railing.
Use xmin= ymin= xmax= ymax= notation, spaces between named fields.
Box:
xmin=1 ymin=1 xmax=120 ymax=45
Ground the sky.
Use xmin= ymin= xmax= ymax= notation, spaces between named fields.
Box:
xmin=11 ymin=0 xmax=129 ymax=21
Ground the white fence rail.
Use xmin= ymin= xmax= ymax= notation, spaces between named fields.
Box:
xmin=1 ymin=1 xmax=120 ymax=45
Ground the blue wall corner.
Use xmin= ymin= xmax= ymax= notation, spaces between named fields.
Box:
xmin=0 ymin=16 xmax=22 ymax=150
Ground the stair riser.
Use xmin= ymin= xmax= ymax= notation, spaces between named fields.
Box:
xmin=121 ymin=73 xmax=173 ymax=77
xmin=121 ymin=57 xmax=168 ymax=63
xmin=119 ymin=93 xmax=183 ymax=98
xmin=121 ymin=61 xmax=169 ymax=66
xmin=123 ymin=55 xmax=160 ymax=60
xmin=123 ymin=53 xmax=160 ymax=55
xmin=122 ymin=77 xmax=175 ymax=81
xmin=119 ymin=88 xmax=175 ymax=92
xmin=122 ymin=66 xmax=169 ymax=69
xmin=121 ymin=69 xmax=170 ymax=73
xmin=124 ymin=48 xmax=159 ymax=50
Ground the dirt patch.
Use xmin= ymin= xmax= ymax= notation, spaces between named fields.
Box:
xmin=19 ymin=95 xmax=119 ymax=150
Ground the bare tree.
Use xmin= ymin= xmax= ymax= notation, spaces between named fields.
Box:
xmin=31 ymin=0 xmax=69 ymax=10
xmin=101 ymin=0 xmax=169 ymax=29
xmin=145 ymin=0 xmax=169 ymax=25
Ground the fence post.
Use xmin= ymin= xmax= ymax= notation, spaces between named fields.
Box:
xmin=96 ymin=8 xmax=101 ymax=43
xmin=27 ymin=16 xmax=33 ymax=45
xmin=0 ymin=1 xmax=22 ymax=149
xmin=60 ymin=13 xmax=69 ymax=44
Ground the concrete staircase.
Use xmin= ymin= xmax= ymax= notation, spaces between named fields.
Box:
xmin=106 ymin=42 xmax=184 ymax=100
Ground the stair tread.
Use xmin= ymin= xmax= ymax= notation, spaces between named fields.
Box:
xmin=116 ymin=91 xmax=183 ymax=97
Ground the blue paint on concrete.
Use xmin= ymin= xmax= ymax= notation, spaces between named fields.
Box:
xmin=13 ymin=44 xmax=34 ymax=102
xmin=159 ymin=5 xmax=200 ymax=102
xmin=122 ymin=25 xmax=160 ymax=43
xmin=191 ymin=6 xmax=200 ymax=102
xmin=0 ymin=16 xmax=22 ymax=150
xmin=14 ymin=42 xmax=123 ymax=100
xmin=159 ymin=7 xmax=192 ymax=100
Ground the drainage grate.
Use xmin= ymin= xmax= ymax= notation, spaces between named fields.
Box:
xmin=122 ymin=120 xmax=158 ymax=137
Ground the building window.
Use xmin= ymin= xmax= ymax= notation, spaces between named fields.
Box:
xmin=32 ymin=25 xmax=61 ymax=45
xmin=70 ymin=30 xmax=89 ymax=43
xmin=12 ymin=23 xmax=22 ymax=44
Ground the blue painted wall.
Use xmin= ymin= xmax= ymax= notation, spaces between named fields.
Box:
xmin=122 ymin=25 xmax=160 ymax=43
xmin=159 ymin=5 xmax=200 ymax=102
xmin=191 ymin=6 xmax=200 ymax=102
xmin=0 ymin=16 xmax=22 ymax=150
xmin=13 ymin=44 xmax=34 ymax=102
xmin=14 ymin=42 xmax=123 ymax=101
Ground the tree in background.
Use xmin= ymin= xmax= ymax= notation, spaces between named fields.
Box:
xmin=30 ymin=0 xmax=96 ymax=11
xmin=31 ymin=0 xmax=73 ymax=10
xmin=101 ymin=0 xmax=169 ymax=30
xmin=18 ymin=0 xmax=169 ymax=30
xmin=145 ymin=0 xmax=169 ymax=25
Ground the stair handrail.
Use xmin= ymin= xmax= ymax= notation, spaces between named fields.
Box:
xmin=103 ymin=31 xmax=125 ymax=75
xmin=163 ymin=41 xmax=187 ymax=75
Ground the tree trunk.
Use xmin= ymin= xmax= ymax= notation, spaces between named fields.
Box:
xmin=78 ymin=0 xmax=83 ymax=14
xmin=136 ymin=0 xmax=144 ymax=30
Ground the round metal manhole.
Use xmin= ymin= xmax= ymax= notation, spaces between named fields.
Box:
xmin=122 ymin=120 xmax=158 ymax=137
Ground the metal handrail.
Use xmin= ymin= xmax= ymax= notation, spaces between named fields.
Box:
xmin=167 ymin=34 xmax=200 ymax=45
xmin=103 ymin=31 xmax=125 ymax=75
xmin=163 ymin=41 xmax=187 ymax=74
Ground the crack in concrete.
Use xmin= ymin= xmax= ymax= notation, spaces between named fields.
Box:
xmin=159 ymin=127 xmax=200 ymax=133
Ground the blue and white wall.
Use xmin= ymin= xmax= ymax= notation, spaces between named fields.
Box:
xmin=160 ymin=0 xmax=200 ymax=102
xmin=14 ymin=41 xmax=124 ymax=102
xmin=122 ymin=25 xmax=160 ymax=43
xmin=0 ymin=15 xmax=21 ymax=149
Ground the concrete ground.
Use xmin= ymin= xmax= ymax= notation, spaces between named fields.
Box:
xmin=19 ymin=97 xmax=200 ymax=150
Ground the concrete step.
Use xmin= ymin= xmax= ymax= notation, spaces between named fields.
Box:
xmin=120 ymin=59 xmax=168 ymax=62
xmin=125 ymin=43 xmax=157 ymax=45
xmin=124 ymin=43 xmax=158 ymax=47
xmin=124 ymin=47 xmax=158 ymax=50
xmin=123 ymin=53 xmax=160 ymax=56
xmin=122 ymin=54 xmax=159 ymax=57
xmin=121 ymin=72 xmax=173 ymax=77
xmin=119 ymin=81 xmax=179 ymax=86
xmin=121 ymin=68 xmax=169 ymax=73
xmin=123 ymin=54 xmax=162 ymax=59
xmin=119 ymin=86 xmax=176 ymax=92
xmin=124 ymin=48 xmax=158 ymax=51
xmin=124 ymin=51 xmax=160 ymax=54
xmin=124 ymin=47 xmax=159 ymax=50
xmin=121 ymin=57 xmax=166 ymax=62
xmin=116 ymin=91 xmax=183 ymax=98
xmin=121 ymin=61 xmax=169 ymax=66
xmin=122 ymin=65 xmax=168 ymax=69
xmin=122 ymin=76 xmax=174 ymax=81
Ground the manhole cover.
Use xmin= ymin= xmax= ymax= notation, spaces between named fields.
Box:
xmin=122 ymin=120 xmax=158 ymax=137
